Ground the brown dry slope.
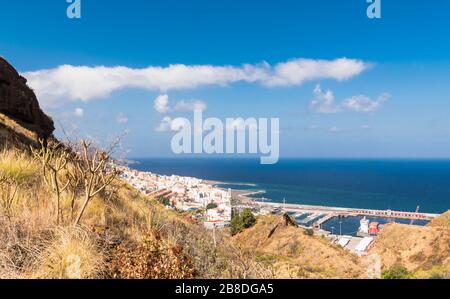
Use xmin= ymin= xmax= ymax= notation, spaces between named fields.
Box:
xmin=232 ymin=215 xmax=366 ymax=278
xmin=369 ymin=211 xmax=450 ymax=278
xmin=429 ymin=210 xmax=450 ymax=228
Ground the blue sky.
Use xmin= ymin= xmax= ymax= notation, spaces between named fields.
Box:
xmin=1 ymin=0 xmax=450 ymax=158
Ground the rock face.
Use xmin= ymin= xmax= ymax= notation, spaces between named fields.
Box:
xmin=0 ymin=56 xmax=54 ymax=139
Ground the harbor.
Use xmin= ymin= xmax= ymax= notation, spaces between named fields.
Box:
xmin=252 ymin=201 xmax=438 ymax=233
xmin=248 ymin=200 xmax=440 ymax=255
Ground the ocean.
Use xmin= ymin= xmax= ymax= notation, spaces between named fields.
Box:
xmin=130 ymin=158 xmax=450 ymax=214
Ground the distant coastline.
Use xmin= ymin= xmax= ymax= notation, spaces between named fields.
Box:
xmin=129 ymin=158 xmax=450 ymax=214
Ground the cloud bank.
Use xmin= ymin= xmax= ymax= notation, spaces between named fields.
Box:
xmin=23 ymin=58 xmax=369 ymax=106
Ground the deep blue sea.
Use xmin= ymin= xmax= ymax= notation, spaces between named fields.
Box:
xmin=130 ymin=158 xmax=450 ymax=214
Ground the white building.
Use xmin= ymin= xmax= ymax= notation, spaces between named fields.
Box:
xmin=359 ymin=217 xmax=370 ymax=235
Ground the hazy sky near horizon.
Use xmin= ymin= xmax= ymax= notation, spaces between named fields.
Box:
xmin=1 ymin=0 xmax=450 ymax=158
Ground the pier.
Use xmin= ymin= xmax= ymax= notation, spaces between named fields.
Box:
xmin=298 ymin=213 xmax=323 ymax=225
xmin=257 ymin=202 xmax=439 ymax=227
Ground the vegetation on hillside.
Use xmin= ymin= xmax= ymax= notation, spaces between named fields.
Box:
xmin=232 ymin=215 xmax=366 ymax=278
xmin=381 ymin=266 xmax=414 ymax=279
xmin=0 ymin=138 xmax=273 ymax=278
xmin=369 ymin=221 xmax=450 ymax=279
xmin=230 ymin=208 xmax=256 ymax=236
xmin=429 ymin=210 xmax=450 ymax=228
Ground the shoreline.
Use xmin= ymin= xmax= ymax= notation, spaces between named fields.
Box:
xmin=205 ymin=180 xmax=441 ymax=221
xmin=204 ymin=180 xmax=259 ymax=203
xmin=129 ymin=169 xmax=443 ymax=219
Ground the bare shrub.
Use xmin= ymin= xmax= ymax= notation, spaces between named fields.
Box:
xmin=32 ymin=140 xmax=72 ymax=224
xmin=108 ymin=230 xmax=196 ymax=279
xmin=72 ymin=140 xmax=119 ymax=226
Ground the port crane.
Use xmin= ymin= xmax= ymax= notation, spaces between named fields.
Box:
xmin=410 ymin=205 xmax=420 ymax=225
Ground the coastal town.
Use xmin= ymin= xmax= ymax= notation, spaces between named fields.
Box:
xmin=118 ymin=165 xmax=233 ymax=229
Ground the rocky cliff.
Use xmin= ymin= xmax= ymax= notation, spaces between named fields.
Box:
xmin=0 ymin=56 xmax=54 ymax=140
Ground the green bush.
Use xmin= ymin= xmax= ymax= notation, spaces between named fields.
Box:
xmin=230 ymin=208 xmax=256 ymax=236
xmin=158 ymin=196 xmax=171 ymax=207
xmin=304 ymin=228 xmax=314 ymax=236
xmin=382 ymin=266 xmax=414 ymax=279
xmin=206 ymin=203 xmax=218 ymax=210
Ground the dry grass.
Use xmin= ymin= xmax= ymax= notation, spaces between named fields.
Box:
xmin=369 ymin=222 xmax=450 ymax=276
xmin=0 ymin=144 xmax=272 ymax=279
xmin=429 ymin=210 xmax=450 ymax=228
xmin=32 ymin=227 xmax=104 ymax=279
xmin=0 ymin=149 xmax=39 ymax=184
xmin=0 ymin=145 xmax=106 ymax=278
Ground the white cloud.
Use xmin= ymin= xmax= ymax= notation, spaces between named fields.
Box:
xmin=154 ymin=94 xmax=207 ymax=113
xmin=74 ymin=108 xmax=84 ymax=117
xmin=330 ymin=126 xmax=341 ymax=132
xmin=264 ymin=58 xmax=368 ymax=87
xmin=173 ymin=100 xmax=207 ymax=112
xmin=116 ymin=112 xmax=129 ymax=124
xmin=342 ymin=93 xmax=390 ymax=113
xmin=360 ymin=124 xmax=371 ymax=130
xmin=154 ymin=94 xmax=169 ymax=113
xmin=22 ymin=58 xmax=369 ymax=106
xmin=310 ymin=84 xmax=341 ymax=113
xmin=155 ymin=116 xmax=172 ymax=132
xmin=310 ymin=86 xmax=389 ymax=114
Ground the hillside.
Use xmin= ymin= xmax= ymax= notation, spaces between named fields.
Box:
xmin=429 ymin=210 xmax=450 ymax=228
xmin=368 ymin=218 xmax=450 ymax=278
xmin=0 ymin=135 xmax=276 ymax=278
xmin=232 ymin=215 xmax=366 ymax=278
